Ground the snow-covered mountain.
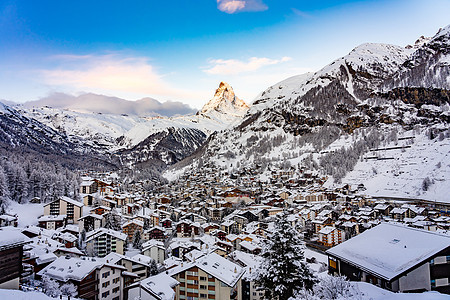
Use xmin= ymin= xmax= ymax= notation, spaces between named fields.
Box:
xmin=167 ymin=25 xmax=450 ymax=203
xmin=14 ymin=82 xmax=248 ymax=168
xmin=198 ymin=81 xmax=249 ymax=123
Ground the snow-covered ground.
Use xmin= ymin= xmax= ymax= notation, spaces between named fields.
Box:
xmin=0 ymin=289 xmax=55 ymax=300
xmin=353 ymin=282 xmax=449 ymax=300
xmin=6 ymin=201 xmax=44 ymax=227
xmin=337 ymin=129 xmax=450 ymax=203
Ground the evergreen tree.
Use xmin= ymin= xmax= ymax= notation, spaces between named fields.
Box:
xmin=0 ymin=166 xmax=10 ymax=214
xmin=149 ymin=259 xmax=159 ymax=276
xmin=104 ymin=209 xmax=122 ymax=231
xmin=132 ymin=229 xmax=142 ymax=249
xmin=255 ymin=212 xmax=316 ymax=300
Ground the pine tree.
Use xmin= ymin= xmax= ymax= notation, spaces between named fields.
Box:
xmin=149 ymin=258 xmax=159 ymax=276
xmin=0 ymin=166 xmax=10 ymax=214
xmin=255 ymin=211 xmax=316 ymax=300
xmin=132 ymin=229 xmax=142 ymax=249
xmin=104 ymin=209 xmax=122 ymax=231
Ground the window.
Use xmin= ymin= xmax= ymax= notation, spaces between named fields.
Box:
xmin=113 ymin=297 xmax=120 ymax=300
xmin=113 ymin=277 xmax=120 ymax=284
xmin=187 ymin=271 xmax=198 ymax=276
xmin=102 ymin=271 xmax=110 ymax=278
xmin=200 ymin=294 xmax=207 ymax=298
xmin=102 ymin=281 xmax=110 ymax=288
xmin=200 ymin=276 xmax=207 ymax=281
xmin=102 ymin=291 xmax=110 ymax=298
xmin=200 ymin=285 xmax=207 ymax=290
xmin=112 ymin=287 xmax=120 ymax=293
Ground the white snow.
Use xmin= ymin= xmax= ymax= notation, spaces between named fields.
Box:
xmin=326 ymin=223 xmax=450 ymax=280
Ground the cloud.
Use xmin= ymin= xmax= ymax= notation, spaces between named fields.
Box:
xmin=38 ymin=54 xmax=177 ymax=98
xmin=203 ymin=56 xmax=291 ymax=75
xmin=291 ymin=8 xmax=312 ymax=19
xmin=23 ymin=92 xmax=196 ymax=117
xmin=217 ymin=0 xmax=268 ymax=14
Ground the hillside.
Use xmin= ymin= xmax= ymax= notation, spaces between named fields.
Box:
xmin=166 ymin=25 xmax=450 ymax=203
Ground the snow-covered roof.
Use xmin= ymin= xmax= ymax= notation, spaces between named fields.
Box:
xmin=319 ymin=226 xmax=336 ymax=235
xmin=326 ymin=223 xmax=450 ymax=280
xmin=38 ymin=215 xmax=67 ymax=222
xmin=0 ymin=227 xmax=30 ymax=249
xmin=133 ymin=273 xmax=179 ymax=300
xmin=38 ymin=256 xmax=102 ymax=282
xmin=167 ymin=252 xmax=245 ymax=287
xmin=86 ymin=228 xmax=127 ymax=242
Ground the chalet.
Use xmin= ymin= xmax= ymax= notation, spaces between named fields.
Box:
xmin=327 ymin=223 xmax=450 ymax=294
xmin=0 ymin=214 xmax=18 ymax=227
xmin=176 ymin=220 xmax=200 ymax=238
xmin=373 ymin=203 xmax=393 ymax=217
xmin=78 ymin=214 xmax=104 ymax=232
xmin=80 ymin=178 xmax=97 ymax=194
xmin=43 ymin=196 xmax=84 ymax=225
xmin=168 ymin=252 xmax=245 ymax=300
xmin=38 ymin=214 xmax=67 ymax=230
xmin=143 ymin=226 xmax=166 ymax=241
xmin=105 ymin=253 xmax=154 ymax=281
xmin=52 ymin=232 xmax=77 ymax=248
xmin=318 ymin=226 xmax=344 ymax=247
xmin=202 ymin=223 xmax=220 ymax=235
xmin=161 ymin=218 xmax=173 ymax=229
xmin=238 ymin=240 xmax=261 ymax=255
xmin=38 ymin=256 xmax=131 ymax=300
xmin=390 ymin=207 xmax=409 ymax=220
xmin=0 ymin=228 xmax=30 ymax=289
xmin=90 ymin=205 xmax=111 ymax=215
xmin=122 ymin=219 xmax=144 ymax=240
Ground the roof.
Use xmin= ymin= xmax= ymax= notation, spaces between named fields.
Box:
xmin=167 ymin=252 xmax=245 ymax=287
xmin=326 ymin=223 xmax=450 ymax=281
xmin=86 ymin=228 xmax=127 ymax=242
xmin=132 ymin=273 xmax=179 ymax=300
xmin=319 ymin=226 xmax=336 ymax=235
xmin=43 ymin=196 xmax=84 ymax=207
xmin=38 ymin=256 xmax=103 ymax=282
xmin=0 ymin=227 xmax=30 ymax=249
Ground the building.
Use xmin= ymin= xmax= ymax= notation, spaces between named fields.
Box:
xmin=318 ymin=226 xmax=344 ymax=247
xmin=141 ymin=240 xmax=166 ymax=265
xmin=0 ymin=228 xmax=30 ymax=289
xmin=326 ymin=223 xmax=450 ymax=294
xmin=43 ymin=196 xmax=84 ymax=225
xmin=37 ymin=214 xmax=67 ymax=230
xmin=85 ymin=228 xmax=127 ymax=257
xmin=38 ymin=256 xmax=132 ymax=300
xmin=127 ymin=273 xmax=179 ymax=300
xmin=168 ymin=252 xmax=245 ymax=300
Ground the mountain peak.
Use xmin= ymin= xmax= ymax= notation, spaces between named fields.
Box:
xmin=199 ymin=82 xmax=249 ymax=118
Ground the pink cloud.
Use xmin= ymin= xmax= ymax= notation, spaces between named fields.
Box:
xmin=217 ymin=0 xmax=268 ymax=14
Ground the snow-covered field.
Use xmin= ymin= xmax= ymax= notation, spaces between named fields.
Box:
xmin=6 ymin=201 xmax=44 ymax=227
xmin=339 ymin=130 xmax=450 ymax=203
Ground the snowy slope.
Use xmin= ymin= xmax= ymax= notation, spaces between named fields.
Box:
xmin=167 ymin=25 xmax=450 ymax=203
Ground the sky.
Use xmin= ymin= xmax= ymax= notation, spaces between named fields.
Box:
xmin=1 ymin=0 xmax=450 ymax=110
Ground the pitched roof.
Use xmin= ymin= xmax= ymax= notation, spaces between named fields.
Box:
xmin=167 ymin=252 xmax=245 ymax=287
xmin=326 ymin=223 xmax=450 ymax=281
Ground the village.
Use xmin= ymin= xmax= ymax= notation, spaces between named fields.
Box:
xmin=0 ymin=162 xmax=449 ymax=300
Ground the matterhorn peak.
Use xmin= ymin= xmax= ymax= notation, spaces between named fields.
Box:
xmin=198 ymin=82 xmax=249 ymax=118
